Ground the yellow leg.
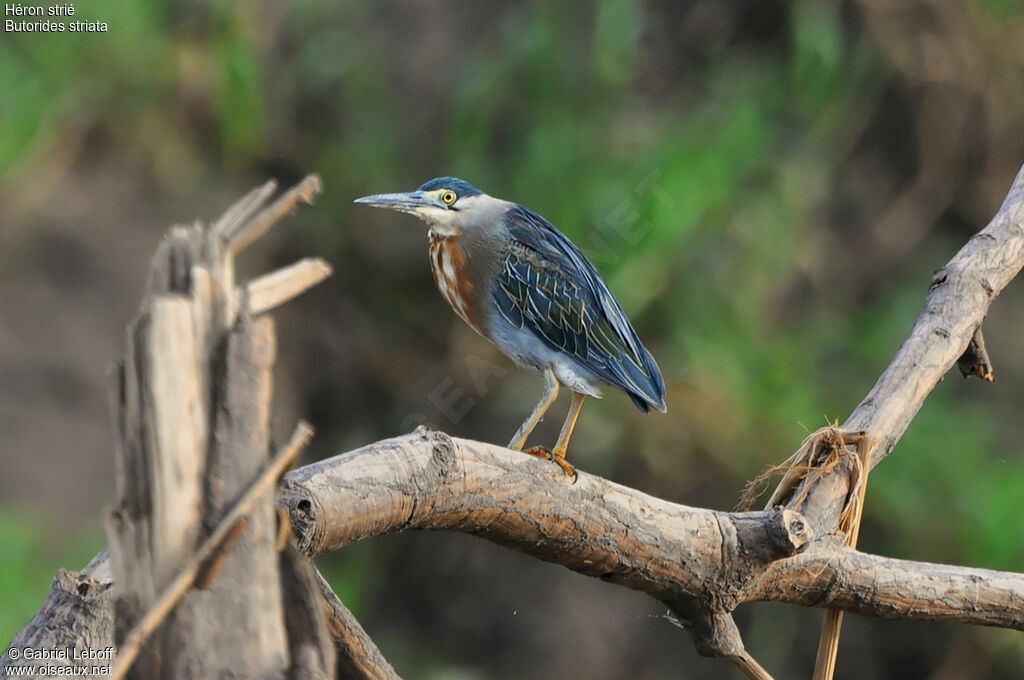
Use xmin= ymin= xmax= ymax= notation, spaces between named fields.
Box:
xmin=549 ymin=393 xmax=585 ymax=477
xmin=508 ymin=369 xmax=559 ymax=451
xmin=553 ymin=392 xmax=585 ymax=457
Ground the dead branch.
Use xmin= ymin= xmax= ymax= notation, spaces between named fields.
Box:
xmin=8 ymin=431 xmax=1023 ymax=678
xmin=225 ymin=175 xmax=323 ymax=255
xmin=776 ymin=164 xmax=1024 ymax=535
xmin=276 ymin=432 xmax=1024 ymax=636
xmin=279 ymin=545 xmax=337 ymax=680
xmin=2 ymin=177 xmax=404 ymax=680
xmin=109 ymin=422 xmax=312 ymax=680
xmin=747 ymin=546 xmax=1024 ymax=627
xmin=811 ymin=435 xmax=874 ymax=680
xmin=762 ymin=163 xmax=1024 ymax=676
xmin=247 ymin=258 xmax=333 ymax=315
xmin=314 ymin=571 xmax=402 ymax=680
xmin=101 ymin=177 xmax=334 ymax=680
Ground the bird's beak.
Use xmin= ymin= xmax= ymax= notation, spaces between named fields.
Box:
xmin=353 ymin=191 xmax=439 ymax=215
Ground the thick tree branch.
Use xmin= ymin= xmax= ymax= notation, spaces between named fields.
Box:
xmin=781 ymin=164 xmax=1024 ymax=534
xmin=279 ymin=429 xmax=812 ymax=663
xmin=749 ymin=547 xmax=1024 ymax=629
xmin=9 ymin=430 xmax=1023 ymax=678
xmin=277 ymin=431 xmax=1024 ymax=638
xmin=246 ymin=257 xmax=333 ymax=315
xmin=279 ymin=431 xmax=808 ymax=597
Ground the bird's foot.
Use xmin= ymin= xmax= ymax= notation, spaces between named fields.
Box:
xmin=524 ymin=445 xmax=553 ymax=461
xmin=552 ymin=455 xmax=577 ymax=480
xmin=525 ymin=446 xmax=577 ymax=481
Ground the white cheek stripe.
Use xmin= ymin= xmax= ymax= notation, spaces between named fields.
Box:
xmin=442 ymin=248 xmax=457 ymax=283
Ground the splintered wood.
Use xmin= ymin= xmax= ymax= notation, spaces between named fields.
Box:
xmin=103 ymin=177 xmax=335 ymax=680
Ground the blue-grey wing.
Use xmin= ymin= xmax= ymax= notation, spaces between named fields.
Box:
xmin=492 ymin=206 xmax=666 ymax=412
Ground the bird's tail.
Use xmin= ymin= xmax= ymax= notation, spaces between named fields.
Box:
xmin=625 ymin=346 xmax=667 ymax=413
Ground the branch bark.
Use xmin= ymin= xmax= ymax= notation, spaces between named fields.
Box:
xmin=11 ymin=430 xmax=1022 ymax=678
xmin=277 ymin=431 xmax=1024 ymax=635
xmin=109 ymin=423 xmax=313 ymax=680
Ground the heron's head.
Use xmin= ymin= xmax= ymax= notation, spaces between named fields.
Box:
xmin=354 ymin=177 xmax=501 ymax=236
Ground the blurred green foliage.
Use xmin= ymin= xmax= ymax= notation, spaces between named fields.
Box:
xmin=0 ymin=513 xmax=101 ymax=644
xmin=2 ymin=0 xmax=1024 ymax=676
xmin=0 ymin=516 xmax=47 ymax=643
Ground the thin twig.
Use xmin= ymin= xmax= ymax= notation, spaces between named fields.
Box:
xmin=811 ymin=436 xmax=874 ymax=680
xmin=194 ymin=517 xmax=249 ymax=589
xmin=227 ymin=175 xmax=322 ymax=255
xmin=729 ymin=651 xmax=777 ymax=680
xmin=315 ymin=570 xmax=403 ymax=680
xmin=110 ymin=421 xmax=314 ymax=680
xmin=212 ymin=180 xmax=278 ymax=238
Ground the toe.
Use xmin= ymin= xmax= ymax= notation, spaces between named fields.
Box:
xmin=524 ymin=446 xmax=553 ymax=460
xmin=555 ymin=458 xmax=576 ymax=479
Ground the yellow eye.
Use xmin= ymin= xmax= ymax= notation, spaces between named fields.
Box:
xmin=441 ymin=191 xmax=457 ymax=205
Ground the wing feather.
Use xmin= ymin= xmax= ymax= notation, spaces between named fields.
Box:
xmin=491 ymin=206 xmax=666 ymax=412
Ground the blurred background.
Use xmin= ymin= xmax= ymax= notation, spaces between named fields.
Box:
xmin=2 ymin=1 xmax=1024 ymax=677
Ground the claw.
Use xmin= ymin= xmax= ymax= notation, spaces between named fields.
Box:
xmin=551 ymin=447 xmax=576 ymax=481
xmin=524 ymin=446 xmax=577 ymax=481
xmin=552 ymin=455 xmax=577 ymax=481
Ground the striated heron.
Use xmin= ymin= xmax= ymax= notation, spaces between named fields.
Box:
xmin=355 ymin=177 xmax=666 ymax=477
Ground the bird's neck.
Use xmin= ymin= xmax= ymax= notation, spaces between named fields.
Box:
xmin=428 ymin=234 xmax=485 ymax=335
xmin=427 ymin=225 xmax=460 ymax=240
